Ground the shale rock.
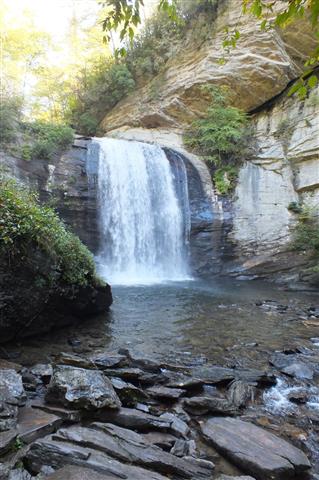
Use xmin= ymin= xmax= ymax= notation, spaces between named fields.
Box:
xmin=146 ymin=385 xmax=186 ymax=400
xmin=45 ymin=365 xmax=121 ymax=410
xmin=226 ymin=381 xmax=256 ymax=408
xmin=53 ymin=423 xmax=214 ymax=478
xmin=0 ymin=370 xmax=26 ymax=406
xmin=99 ymin=407 xmax=171 ymax=432
xmin=17 ymin=407 xmax=61 ymax=443
xmin=25 ymin=436 xmax=173 ymax=479
xmin=201 ymin=417 xmax=310 ymax=479
xmin=45 ymin=465 xmax=120 ymax=479
xmin=110 ymin=377 xmax=147 ymax=406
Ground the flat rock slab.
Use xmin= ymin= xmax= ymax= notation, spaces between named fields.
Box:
xmin=217 ymin=476 xmax=256 ymax=480
xmin=89 ymin=354 xmax=127 ymax=369
xmin=99 ymin=407 xmax=171 ymax=432
xmin=45 ymin=465 xmax=123 ymax=479
xmin=46 ymin=365 xmax=121 ymax=410
xmin=25 ymin=436 xmax=171 ymax=480
xmin=17 ymin=407 xmax=62 ymax=443
xmin=146 ymin=386 xmax=186 ymax=400
xmin=31 ymin=401 xmax=82 ymax=422
xmin=53 ymin=423 xmax=214 ymax=479
xmin=201 ymin=417 xmax=310 ymax=480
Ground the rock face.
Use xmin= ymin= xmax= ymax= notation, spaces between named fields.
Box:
xmin=201 ymin=417 xmax=310 ymax=479
xmin=100 ymin=0 xmax=316 ymax=131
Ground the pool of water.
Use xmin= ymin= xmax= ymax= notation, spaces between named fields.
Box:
xmin=7 ymin=277 xmax=318 ymax=368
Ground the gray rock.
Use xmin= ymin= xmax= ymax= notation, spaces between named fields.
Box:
xmin=159 ymin=412 xmax=190 ymax=438
xmin=30 ymin=364 xmax=53 ymax=384
xmin=146 ymin=386 xmax=186 ymax=400
xmin=201 ymin=417 xmax=310 ymax=479
xmin=282 ymin=362 xmax=314 ymax=380
xmin=8 ymin=469 xmax=32 ymax=480
xmin=191 ymin=366 xmax=235 ymax=385
xmin=0 ymin=430 xmax=17 ymax=455
xmin=54 ymin=423 xmax=214 ymax=478
xmin=216 ymin=476 xmax=256 ymax=480
xmin=110 ymin=378 xmax=147 ymax=406
xmin=54 ymin=353 xmax=94 ymax=369
xmin=170 ymin=439 xmax=197 ymax=457
xmin=142 ymin=432 xmax=177 ymax=450
xmin=45 ymin=365 xmax=121 ymax=410
xmin=44 ymin=465 xmax=120 ymax=479
xmin=104 ymin=368 xmax=165 ymax=385
xmin=0 ymin=402 xmax=18 ymax=432
xmin=17 ymin=407 xmax=62 ymax=443
xmin=0 ymin=370 xmax=26 ymax=406
xmin=234 ymin=369 xmax=276 ymax=387
xmin=99 ymin=407 xmax=171 ymax=431
xmin=227 ymin=381 xmax=256 ymax=408
xmin=31 ymin=401 xmax=82 ymax=422
xmin=25 ymin=436 xmax=172 ymax=479
xmin=184 ymin=397 xmax=237 ymax=416
xmin=165 ymin=372 xmax=204 ymax=390
xmin=89 ymin=354 xmax=127 ymax=369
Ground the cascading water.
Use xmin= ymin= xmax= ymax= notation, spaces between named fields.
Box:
xmin=89 ymin=137 xmax=191 ymax=285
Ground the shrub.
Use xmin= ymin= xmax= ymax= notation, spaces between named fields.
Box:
xmin=213 ymin=166 xmax=238 ymax=195
xmin=184 ymin=85 xmax=249 ymax=167
xmin=293 ymin=207 xmax=319 ymax=254
xmin=0 ymin=177 xmax=97 ymax=286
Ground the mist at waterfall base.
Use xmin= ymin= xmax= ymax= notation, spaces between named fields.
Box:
xmin=90 ymin=137 xmax=192 ymax=285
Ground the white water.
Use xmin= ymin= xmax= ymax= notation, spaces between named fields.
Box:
xmin=91 ymin=137 xmax=191 ymax=285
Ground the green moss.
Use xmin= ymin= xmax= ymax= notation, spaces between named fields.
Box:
xmin=0 ymin=177 xmax=97 ymax=287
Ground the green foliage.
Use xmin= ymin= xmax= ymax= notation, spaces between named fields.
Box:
xmin=293 ymin=207 xmax=319 ymax=255
xmin=68 ymin=61 xmax=135 ymax=135
xmin=23 ymin=121 xmax=74 ymax=159
xmin=213 ymin=166 xmax=238 ymax=195
xmin=0 ymin=96 xmax=23 ymax=145
xmin=0 ymin=177 xmax=97 ymax=286
xmin=184 ymin=85 xmax=248 ymax=167
xmin=288 ymin=201 xmax=303 ymax=214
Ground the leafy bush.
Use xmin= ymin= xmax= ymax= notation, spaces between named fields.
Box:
xmin=22 ymin=121 xmax=74 ymax=159
xmin=184 ymin=85 xmax=248 ymax=167
xmin=0 ymin=177 xmax=97 ymax=286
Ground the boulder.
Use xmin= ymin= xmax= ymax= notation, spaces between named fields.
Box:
xmin=53 ymin=423 xmax=214 ymax=478
xmin=201 ymin=417 xmax=310 ymax=479
xmin=45 ymin=365 xmax=121 ymax=410
xmin=0 ymin=370 xmax=26 ymax=406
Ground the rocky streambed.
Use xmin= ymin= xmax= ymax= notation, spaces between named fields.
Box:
xmin=1 ymin=339 xmax=319 ymax=480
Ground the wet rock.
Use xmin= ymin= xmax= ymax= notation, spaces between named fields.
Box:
xmin=44 ymin=465 xmax=119 ymax=479
xmin=17 ymin=407 xmax=61 ymax=443
xmin=146 ymin=386 xmax=186 ymax=400
xmin=21 ymin=370 xmax=42 ymax=392
xmin=0 ymin=361 xmax=21 ymax=373
xmin=282 ymin=362 xmax=314 ymax=380
xmin=8 ymin=469 xmax=32 ymax=480
xmin=172 ymin=404 xmax=191 ymax=423
xmin=184 ymin=397 xmax=237 ymax=416
xmin=25 ymin=436 xmax=172 ymax=479
xmin=201 ymin=417 xmax=310 ymax=479
xmin=110 ymin=378 xmax=147 ymax=406
xmin=170 ymin=439 xmax=196 ymax=457
xmin=226 ymin=381 xmax=256 ymax=408
xmin=0 ymin=370 xmax=26 ymax=406
xmin=45 ymin=365 xmax=121 ymax=410
xmin=135 ymin=403 xmax=150 ymax=413
xmin=0 ymin=430 xmax=17 ymax=455
xmin=234 ymin=369 xmax=276 ymax=387
xmin=118 ymin=350 xmax=162 ymax=372
xmin=100 ymin=407 xmax=171 ymax=431
xmin=54 ymin=423 xmax=214 ymax=478
xmin=29 ymin=364 xmax=53 ymax=384
xmin=0 ymin=402 xmax=18 ymax=432
xmin=288 ymin=391 xmax=309 ymax=404
xmin=142 ymin=432 xmax=177 ymax=450
xmin=89 ymin=354 xmax=127 ymax=369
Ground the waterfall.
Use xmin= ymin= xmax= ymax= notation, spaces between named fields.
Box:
xmin=89 ymin=137 xmax=191 ymax=285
